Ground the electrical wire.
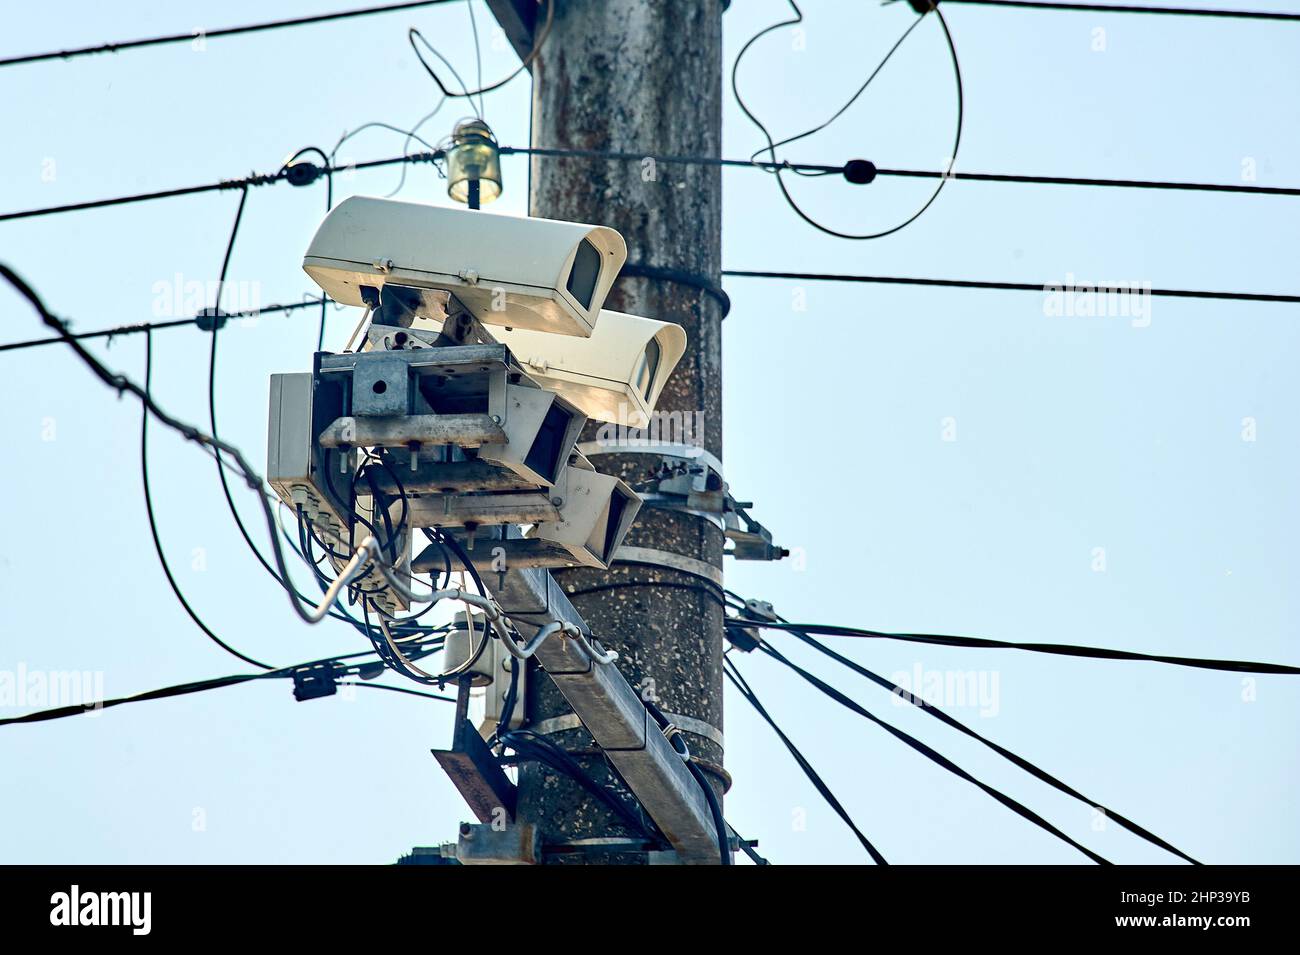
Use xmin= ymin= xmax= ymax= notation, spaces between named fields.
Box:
xmin=732 ymin=2 xmax=964 ymax=239
xmin=0 ymin=263 xmax=330 ymax=626
xmin=750 ymin=642 xmax=1113 ymax=864
xmin=562 ymin=579 xmax=735 ymax=612
xmin=466 ymin=0 xmax=486 ymax=119
xmin=0 ymin=297 xmax=328 ymax=355
xmin=500 ymin=728 xmax=665 ymax=843
xmin=5 ymin=145 xmax=1293 ymax=224
xmin=326 ymin=103 xmax=449 ymax=202
xmin=0 ymin=639 xmax=452 ymax=728
xmin=936 ymin=0 xmax=1300 ymax=20
xmin=722 ymin=269 xmax=1300 ymax=305
xmin=872 ymin=166 xmax=1300 ymax=196
xmin=643 ymin=696 xmax=732 ymax=865
xmin=0 ymin=0 xmax=464 ymax=68
xmin=760 ymin=620 xmax=1199 ymax=864
xmin=279 ymin=147 xmax=334 ymax=349
xmin=201 ymin=191 xmax=354 ymax=621
xmin=724 ymin=657 xmax=889 ymax=864
xmin=142 ymin=328 xmax=273 ymax=670
xmin=746 ymin=4 xmax=929 ymax=164
xmin=340 ymin=681 xmax=456 ymax=703
xmin=0 ymin=155 xmax=444 ymax=223
xmin=5 ymin=0 xmax=1287 ymax=72
xmin=724 ymin=618 xmax=1300 ymax=674
xmin=409 ymin=0 xmax=554 ymax=103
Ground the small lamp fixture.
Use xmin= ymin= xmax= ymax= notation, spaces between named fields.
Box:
xmin=446 ymin=118 xmax=502 ymax=209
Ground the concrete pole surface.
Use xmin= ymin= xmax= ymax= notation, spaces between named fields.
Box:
xmin=518 ymin=0 xmax=726 ymax=863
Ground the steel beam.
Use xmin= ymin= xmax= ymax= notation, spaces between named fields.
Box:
xmin=487 ymin=559 xmax=721 ymax=864
xmin=317 ymin=413 xmax=506 ymax=449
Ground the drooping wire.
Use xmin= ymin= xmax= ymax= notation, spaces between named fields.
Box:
xmin=732 ymin=2 xmax=964 ymax=239
xmin=325 ymin=102 xmax=449 ymax=202
xmin=499 ymin=728 xmax=665 ymax=844
xmin=198 ymin=191 xmax=362 ymax=624
xmin=724 ymin=657 xmax=889 ymax=864
xmin=0 ymin=264 xmax=326 ymax=626
xmin=142 ymin=328 xmax=273 ymax=670
xmin=747 ymin=6 xmax=928 ymax=164
xmin=408 ymin=32 xmax=483 ymax=119
xmin=408 ymin=0 xmax=554 ymax=104
xmin=278 ymin=147 xmax=334 ymax=349
xmin=643 ymin=697 xmax=732 ymax=865
xmin=466 ymin=0 xmax=487 ymax=119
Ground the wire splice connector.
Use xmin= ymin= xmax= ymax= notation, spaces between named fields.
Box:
xmin=842 ymin=159 xmax=878 ymax=185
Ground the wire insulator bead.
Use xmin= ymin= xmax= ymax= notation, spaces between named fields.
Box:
xmin=284 ymin=161 xmax=323 ymax=187
xmin=843 ymin=160 xmax=878 ymax=185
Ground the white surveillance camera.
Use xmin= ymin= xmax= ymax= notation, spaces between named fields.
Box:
xmin=530 ymin=461 xmax=642 ymax=569
xmin=302 ymin=196 xmax=627 ymax=338
xmin=492 ymin=310 xmax=687 ymax=425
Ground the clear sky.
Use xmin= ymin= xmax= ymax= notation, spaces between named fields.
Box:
xmin=1 ymin=0 xmax=1296 ymax=865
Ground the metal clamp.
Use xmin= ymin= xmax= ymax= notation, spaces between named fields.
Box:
xmin=580 ymin=441 xmax=787 ymax=562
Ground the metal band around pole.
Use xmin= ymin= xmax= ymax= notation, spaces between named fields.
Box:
xmin=613 ymin=546 xmax=724 ymax=588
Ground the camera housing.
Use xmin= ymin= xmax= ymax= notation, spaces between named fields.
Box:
xmin=492 ymin=309 xmax=687 ymax=424
xmin=303 ymin=197 xmax=627 ymax=338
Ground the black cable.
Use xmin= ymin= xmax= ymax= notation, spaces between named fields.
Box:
xmin=725 ymin=618 xmax=1300 ymax=675
xmin=875 ymin=166 xmax=1300 ymax=196
xmin=492 ymin=658 xmax=521 ymax=744
xmin=500 ymin=144 xmax=842 ymax=174
xmin=0 ymin=155 xmax=441 ymax=223
xmin=0 ymin=173 xmax=282 ymax=221
xmin=409 ymin=0 xmax=554 ymax=101
xmin=746 ymin=2 xmax=927 ymax=163
xmin=202 ymin=191 xmax=349 ymax=619
xmin=938 ymin=0 xmax=1300 ymax=20
xmin=6 ymin=145 xmax=1293 ymax=224
xmin=1 ymin=263 xmax=325 ymax=625
xmin=733 ymin=3 xmax=964 ymax=239
xmin=341 ymin=682 xmax=456 ymax=703
xmin=500 ymin=729 xmax=663 ymax=842
xmin=142 ymin=329 xmax=273 ymax=670
xmin=0 ymin=640 xmax=451 ymax=728
xmin=687 ymin=757 xmax=732 ymax=866
xmin=724 ymin=657 xmax=889 ymax=864
xmin=752 ymin=642 xmax=1112 ymax=864
xmin=764 ymin=621 xmax=1199 ymax=864
xmin=279 ymin=147 xmax=334 ymax=350
xmin=0 ymin=0 xmax=463 ymax=68
xmin=722 ymin=269 xmax=1300 ymax=306
xmin=643 ymin=697 xmax=732 ymax=865
xmin=0 ymin=298 xmax=327 ymax=354
xmin=563 ymin=579 xmax=734 ymax=611
xmin=195 ymin=205 xmax=376 ymax=626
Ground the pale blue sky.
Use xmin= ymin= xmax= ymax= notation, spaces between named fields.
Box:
xmin=1 ymin=1 xmax=1297 ymax=864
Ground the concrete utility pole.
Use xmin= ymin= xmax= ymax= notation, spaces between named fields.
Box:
xmin=490 ymin=0 xmax=725 ymax=862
